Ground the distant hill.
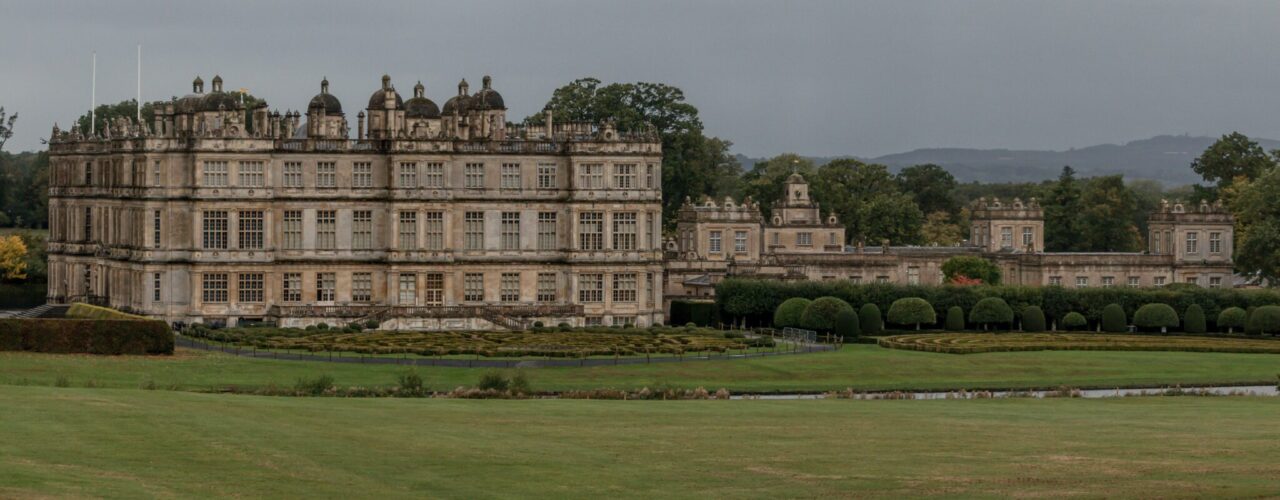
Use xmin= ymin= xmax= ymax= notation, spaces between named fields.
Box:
xmin=739 ymin=135 xmax=1280 ymax=185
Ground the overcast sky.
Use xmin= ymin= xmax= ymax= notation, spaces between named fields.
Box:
xmin=4 ymin=0 xmax=1280 ymax=157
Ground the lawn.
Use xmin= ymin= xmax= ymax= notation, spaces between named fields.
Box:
xmin=1 ymin=385 xmax=1278 ymax=498
xmin=879 ymin=332 xmax=1280 ymax=354
xmin=2 ymin=343 xmax=1279 ymax=393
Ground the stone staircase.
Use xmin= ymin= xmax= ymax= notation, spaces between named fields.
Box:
xmin=12 ymin=304 xmax=71 ymax=319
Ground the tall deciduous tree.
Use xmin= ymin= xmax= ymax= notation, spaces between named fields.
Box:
xmin=1230 ymin=166 xmax=1280 ymax=285
xmin=896 ymin=163 xmax=960 ymax=216
xmin=810 ymin=159 xmax=923 ymax=245
xmin=1078 ymin=175 xmax=1142 ymax=252
xmin=1043 ymin=166 xmax=1083 ymax=251
xmin=1191 ymin=132 xmax=1276 ymax=189
xmin=527 ymin=78 xmax=740 ymax=226
xmin=0 ymin=107 xmax=15 ymax=152
xmin=920 ymin=211 xmax=964 ymax=246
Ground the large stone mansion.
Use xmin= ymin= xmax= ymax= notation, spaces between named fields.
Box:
xmin=46 ymin=75 xmax=664 ymax=329
xmin=44 ymin=74 xmax=1236 ymax=329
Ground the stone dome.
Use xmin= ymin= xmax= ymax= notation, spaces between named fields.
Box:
xmin=404 ymin=81 xmax=439 ymax=119
xmin=472 ymin=75 xmax=505 ymax=110
xmin=442 ymin=78 xmax=472 ymax=115
xmin=199 ymin=91 xmax=240 ymax=112
xmin=367 ymin=75 xmax=403 ymax=110
xmin=308 ymin=78 xmax=343 ymax=115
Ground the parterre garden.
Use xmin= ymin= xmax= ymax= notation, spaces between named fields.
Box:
xmin=184 ymin=323 xmax=774 ymax=358
xmin=878 ymin=332 xmax=1280 ymax=354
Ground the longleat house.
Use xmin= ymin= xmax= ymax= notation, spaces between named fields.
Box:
xmin=44 ymin=74 xmax=1238 ymax=329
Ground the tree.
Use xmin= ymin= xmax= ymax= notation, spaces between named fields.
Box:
xmin=833 ymin=310 xmax=861 ymax=340
xmin=969 ymin=298 xmax=1014 ymax=330
xmin=1021 ymin=306 xmax=1046 ymax=332
xmin=0 ymin=234 xmax=28 ymax=281
xmin=858 ymin=303 xmax=883 ymax=335
xmin=920 ymin=211 xmax=964 ymax=246
xmin=1217 ymin=307 xmax=1247 ymax=334
xmin=799 ymin=297 xmax=855 ymax=332
xmin=1062 ymin=312 xmax=1088 ymax=331
xmin=1078 ymin=175 xmax=1142 ymax=252
xmin=1101 ymin=304 xmax=1128 ymax=333
xmin=1229 ymin=166 xmax=1280 ymax=284
xmin=772 ymin=297 xmax=812 ymax=328
xmin=896 ymin=164 xmax=960 ymax=216
xmin=887 ymin=297 xmax=936 ymax=330
xmin=810 ymin=159 xmax=924 ymax=245
xmin=1133 ymin=303 xmax=1179 ymax=333
xmin=1245 ymin=305 xmax=1280 ymax=335
xmin=945 ymin=306 xmax=966 ymax=331
xmin=1184 ymin=304 xmax=1207 ymax=334
xmin=528 ymin=78 xmax=739 ymax=227
xmin=0 ymin=107 xmax=15 ymax=152
xmin=1191 ymin=132 xmax=1276 ymax=188
xmin=1043 ymin=166 xmax=1083 ymax=251
xmin=941 ymin=255 xmax=1001 ymax=285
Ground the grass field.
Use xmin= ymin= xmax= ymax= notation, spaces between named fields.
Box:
xmin=3 ymin=343 xmax=1279 ymax=393
xmin=1 ymin=385 xmax=1278 ymax=498
xmin=879 ymin=332 xmax=1280 ymax=354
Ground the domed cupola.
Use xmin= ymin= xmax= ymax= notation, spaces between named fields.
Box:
xmin=308 ymin=77 xmax=344 ymax=115
xmin=199 ymin=74 xmax=240 ymax=111
xmin=442 ymin=78 xmax=473 ymax=115
xmin=367 ymin=74 xmax=404 ymax=110
xmin=404 ymin=80 xmax=440 ymax=119
xmin=176 ymin=75 xmax=205 ymax=113
xmin=472 ymin=75 xmax=505 ymax=110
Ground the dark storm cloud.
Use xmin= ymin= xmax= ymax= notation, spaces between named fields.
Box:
xmin=3 ymin=0 xmax=1280 ymax=157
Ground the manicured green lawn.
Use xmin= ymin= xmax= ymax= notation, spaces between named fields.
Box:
xmin=1 ymin=385 xmax=1278 ymax=498
xmin=2 ymin=343 xmax=1279 ymax=393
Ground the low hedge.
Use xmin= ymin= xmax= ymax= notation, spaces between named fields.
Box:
xmin=714 ymin=278 xmax=1280 ymax=327
xmin=0 ymin=318 xmax=173 ymax=355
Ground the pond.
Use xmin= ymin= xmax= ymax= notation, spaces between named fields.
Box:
xmin=0 ymin=282 xmax=47 ymax=311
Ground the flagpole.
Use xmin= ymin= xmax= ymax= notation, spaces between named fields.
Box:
xmin=91 ymin=51 xmax=97 ymax=135
xmin=137 ymin=44 xmax=142 ymax=122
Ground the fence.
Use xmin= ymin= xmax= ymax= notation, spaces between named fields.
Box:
xmin=175 ymin=329 xmax=838 ymax=369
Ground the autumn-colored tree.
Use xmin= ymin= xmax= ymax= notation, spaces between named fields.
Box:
xmin=0 ymin=234 xmax=29 ymax=281
xmin=920 ymin=211 xmax=964 ymax=246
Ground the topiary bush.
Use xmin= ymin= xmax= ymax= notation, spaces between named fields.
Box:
xmin=1101 ymin=304 xmax=1127 ymax=333
xmin=1217 ymin=307 xmax=1247 ymax=334
xmin=800 ymin=297 xmax=855 ymax=331
xmin=859 ymin=303 xmax=883 ymax=335
xmin=1062 ymin=312 xmax=1088 ymax=331
xmin=1245 ymin=305 xmax=1280 ymax=335
xmin=1183 ymin=304 xmax=1206 ymax=334
xmin=773 ymin=298 xmax=812 ymax=329
xmin=1133 ymin=303 xmax=1179 ymax=333
xmin=833 ymin=309 xmax=861 ymax=340
xmin=887 ymin=297 xmax=936 ymax=330
xmin=945 ymin=306 xmax=965 ymax=331
xmin=1021 ymin=306 xmax=1046 ymax=332
xmin=969 ymin=297 xmax=1014 ymax=330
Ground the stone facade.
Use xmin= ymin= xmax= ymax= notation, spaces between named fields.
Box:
xmin=46 ymin=75 xmax=665 ymax=329
xmin=665 ymin=175 xmax=1236 ymax=300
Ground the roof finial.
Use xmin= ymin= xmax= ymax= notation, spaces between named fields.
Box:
xmin=381 ymin=74 xmax=391 ymax=90
xmin=321 ymin=76 xmax=329 ymax=94
xmin=482 ymin=75 xmax=492 ymax=89
xmin=414 ymin=80 xmax=424 ymax=98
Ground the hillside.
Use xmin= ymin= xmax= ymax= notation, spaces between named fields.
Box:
xmin=740 ymin=135 xmax=1280 ymax=184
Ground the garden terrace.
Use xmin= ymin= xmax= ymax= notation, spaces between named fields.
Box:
xmin=879 ymin=333 xmax=1280 ymax=355
xmin=184 ymin=325 xmax=773 ymax=358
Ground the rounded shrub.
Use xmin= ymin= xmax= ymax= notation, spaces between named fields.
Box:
xmin=1062 ymin=312 xmax=1088 ymax=331
xmin=859 ymin=303 xmax=883 ymax=335
xmin=833 ymin=309 xmax=861 ymax=340
xmin=773 ymin=298 xmax=812 ymax=329
xmin=1245 ymin=305 xmax=1280 ymax=335
xmin=945 ymin=306 xmax=965 ymax=331
xmin=1133 ymin=303 xmax=1179 ymax=332
xmin=1217 ymin=307 xmax=1248 ymax=334
xmin=968 ymin=297 xmax=1014 ymax=330
xmin=1183 ymin=304 xmax=1206 ymax=334
xmin=1021 ymin=306 xmax=1046 ymax=332
xmin=1101 ymin=304 xmax=1127 ymax=333
xmin=887 ymin=298 xmax=936 ymax=330
xmin=800 ymin=297 xmax=855 ymax=331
